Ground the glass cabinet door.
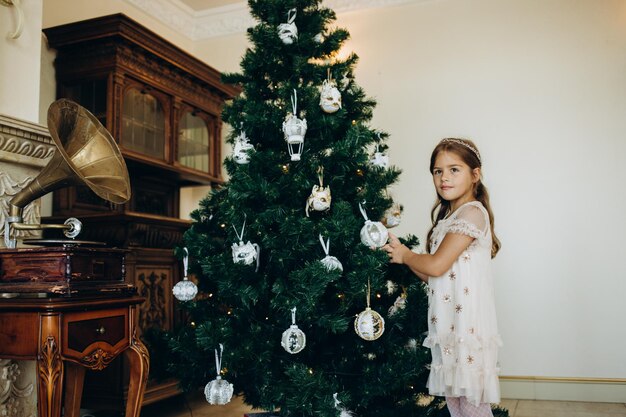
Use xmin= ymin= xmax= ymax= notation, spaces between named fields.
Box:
xmin=121 ymin=87 xmax=166 ymax=160
xmin=177 ymin=111 xmax=212 ymax=173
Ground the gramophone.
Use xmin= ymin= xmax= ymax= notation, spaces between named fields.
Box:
xmin=0 ymin=99 xmax=134 ymax=296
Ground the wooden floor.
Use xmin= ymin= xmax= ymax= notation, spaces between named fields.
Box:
xmin=135 ymin=393 xmax=626 ymax=417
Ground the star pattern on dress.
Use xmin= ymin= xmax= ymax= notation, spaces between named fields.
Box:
xmin=462 ymin=253 xmax=471 ymax=262
xmin=443 ymin=294 xmax=451 ymax=303
xmin=469 ymin=327 xmax=475 ymax=334
xmin=467 ymin=355 xmax=474 ymax=364
xmin=430 ymin=315 xmax=438 ymax=325
xmin=450 ymin=324 xmax=455 ymax=332
xmin=443 ymin=345 xmax=452 ymax=355
xmin=455 ymin=304 xmax=463 ymax=314
xmin=464 ymin=287 xmax=469 ymax=295
xmin=449 ymin=271 xmax=456 ymax=280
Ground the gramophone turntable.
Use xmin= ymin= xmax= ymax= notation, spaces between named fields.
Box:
xmin=0 ymin=99 xmax=135 ymax=296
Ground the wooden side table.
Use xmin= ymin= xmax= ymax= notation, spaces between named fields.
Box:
xmin=0 ymin=295 xmax=149 ymax=417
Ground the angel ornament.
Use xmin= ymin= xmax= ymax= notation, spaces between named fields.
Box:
xmin=232 ymin=129 xmax=255 ymax=164
xmin=319 ymin=70 xmax=342 ymax=114
xmin=306 ymin=167 xmax=331 ymax=217
xmin=277 ymin=8 xmax=298 ymax=44
xmin=231 ymin=217 xmax=260 ymax=272
xmin=319 ymin=234 xmax=343 ymax=272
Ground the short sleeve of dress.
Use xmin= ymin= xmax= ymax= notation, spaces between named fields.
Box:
xmin=447 ymin=203 xmax=488 ymax=239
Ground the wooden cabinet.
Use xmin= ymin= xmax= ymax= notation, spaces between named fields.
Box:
xmin=43 ymin=13 xmax=237 ymax=409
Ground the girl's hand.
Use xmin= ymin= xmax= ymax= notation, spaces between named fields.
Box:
xmin=382 ymin=232 xmax=410 ymax=264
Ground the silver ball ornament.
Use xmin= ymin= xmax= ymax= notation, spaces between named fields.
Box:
xmin=172 ymin=279 xmax=197 ymax=302
xmin=281 ymin=324 xmax=306 ymax=354
xmin=204 ymin=376 xmax=234 ymax=405
xmin=354 ymin=307 xmax=385 ymax=341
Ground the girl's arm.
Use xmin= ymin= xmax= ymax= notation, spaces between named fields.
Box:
xmin=383 ymin=232 xmax=474 ymax=281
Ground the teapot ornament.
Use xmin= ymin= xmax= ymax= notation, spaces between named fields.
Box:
xmin=277 ymin=8 xmax=298 ymax=44
xmin=306 ymin=167 xmax=331 ymax=217
xmin=319 ymin=71 xmax=342 ymax=114
xmin=231 ymin=217 xmax=260 ymax=272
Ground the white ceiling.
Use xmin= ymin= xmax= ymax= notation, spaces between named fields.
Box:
xmin=124 ymin=0 xmax=422 ymax=40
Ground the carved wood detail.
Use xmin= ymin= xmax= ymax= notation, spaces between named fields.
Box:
xmin=37 ymin=336 xmax=63 ymax=417
xmin=81 ymin=348 xmax=116 ymax=371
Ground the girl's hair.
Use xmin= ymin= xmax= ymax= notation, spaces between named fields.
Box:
xmin=426 ymin=138 xmax=501 ymax=258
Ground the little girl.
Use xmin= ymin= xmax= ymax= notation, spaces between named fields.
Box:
xmin=383 ymin=138 xmax=501 ymax=417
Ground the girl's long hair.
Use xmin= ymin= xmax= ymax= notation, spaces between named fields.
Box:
xmin=426 ymin=138 xmax=501 ymax=258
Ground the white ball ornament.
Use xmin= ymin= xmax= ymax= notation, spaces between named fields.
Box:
xmin=281 ymin=307 xmax=306 ymax=354
xmin=360 ymin=220 xmax=388 ymax=248
xmin=278 ymin=8 xmax=298 ymax=44
xmin=204 ymin=344 xmax=234 ymax=405
xmin=355 ymin=307 xmax=386 ymax=341
xmin=313 ymin=33 xmax=324 ymax=43
xmin=358 ymin=202 xmax=388 ymax=248
xmin=172 ymin=248 xmax=197 ymax=302
xmin=354 ymin=280 xmax=385 ymax=341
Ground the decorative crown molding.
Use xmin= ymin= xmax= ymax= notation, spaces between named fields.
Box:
xmin=123 ymin=0 xmax=424 ymax=40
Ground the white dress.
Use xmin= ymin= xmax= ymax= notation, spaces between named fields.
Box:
xmin=423 ymin=201 xmax=502 ymax=406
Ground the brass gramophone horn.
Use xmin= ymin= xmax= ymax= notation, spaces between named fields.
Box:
xmin=4 ymin=99 xmax=131 ymax=248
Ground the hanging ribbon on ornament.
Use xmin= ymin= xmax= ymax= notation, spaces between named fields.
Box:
xmin=172 ymin=247 xmax=198 ymax=301
xmin=281 ymin=306 xmax=306 ymax=354
xmin=204 ymin=343 xmax=234 ymax=405
xmin=278 ymin=8 xmax=298 ymax=44
xmin=354 ymin=279 xmax=385 ymax=341
xmin=320 ymin=68 xmax=342 ymax=114
xmin=319 ymin=234 xmax=343 ymax=272
xmin=283 ymin=89 xmax=307 ymax=161
xmin=358 ymin=201 xmax=388 ymax=248
xmin=231 ymin=215 xmax=261 ymax=271
xmin=306 ymin=166 xmax=331 ymax=216
xmin=333 ymin=393 xmax=354 ymax=417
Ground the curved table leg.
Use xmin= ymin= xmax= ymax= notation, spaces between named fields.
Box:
xmin=123 ymin=331 xmax=150 ymax=417
xmin=37 ymin=335 xmax=64 ymax=417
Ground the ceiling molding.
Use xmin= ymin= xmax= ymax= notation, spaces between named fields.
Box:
xmin=124 ymin=0 xmax=423 ymax=40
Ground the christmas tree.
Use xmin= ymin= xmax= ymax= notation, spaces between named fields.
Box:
xmin=165 ymin=1 xmax=507 ymax=416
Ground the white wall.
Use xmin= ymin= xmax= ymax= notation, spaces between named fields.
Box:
xmin=191 ymin=0 xmax=626 ymax=396
xmin=0 ymin=0 xmax=43 ymax=122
